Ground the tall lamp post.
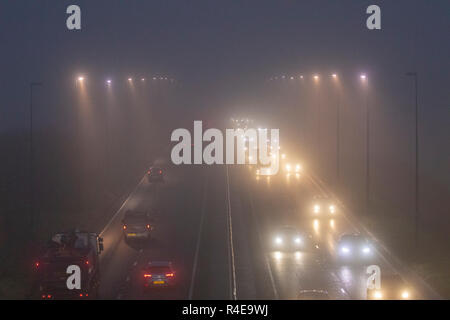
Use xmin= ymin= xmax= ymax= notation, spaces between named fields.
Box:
xmin=406 ymin=71 xmax=419 ymax=248
xmin=30 ymin=82 xmax=43 ymax=236
xmin=360 ymin=74 xmax=370 ymax=215
xmin=331 ymin=74 xmax=340 ymax=187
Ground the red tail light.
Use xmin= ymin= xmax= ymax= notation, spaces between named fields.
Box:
xmin=165 ymin=273 xmax=174 ymax=277
xmin=146 ymin=224 xmax=151 ymax=229
xmin=159 ymin=170 xmax=162 ymax=175
xmin=123 ymin=225 xmax=127 ymax=230
xmin=35 ymin=262 xmax=40 ymax=268
xmin=144 ymin=274 xmax=152 ymax=278
xmin=85 ymin=260 xmax=89 ymax=265
xmin=147 ymin=170 xmax=151 ymax=174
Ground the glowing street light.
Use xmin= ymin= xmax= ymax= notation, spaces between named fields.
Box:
xmin=106 ymin=79 xmax=112 ymax=85
xmin=360 ymin=74 xmax=367 ymax=81
xmin=77 ymin=76 xmax=84 ymax=82
xmin=313 ymin=75 xmax=319 ymax=81
xmin=128 ymin=78 xmax=133 ymax=82
xmin=332 ymin=74 xmax=338 ymax=79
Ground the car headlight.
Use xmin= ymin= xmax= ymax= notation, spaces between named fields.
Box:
xmin=329 ymin=205 xmax=336 ymax=213
xmin=341 ymin=247 xmax=350 ymax=254
xmin=286 ymin=164 xmax=291 ymax=172
xmin=275 ymin=237 xmax=283 ymax=245
xmin=362 ymin=247 xmax=371 ymax=254
xmin=373 ymin=291 xmax=383 ymax=299
xmin=294 ymin=237 xmax=302 ymax=244
xmin=401 ymin=291 xmax=410 ymax=299
xmin=314 ymin=205 xmax=320 ymax=213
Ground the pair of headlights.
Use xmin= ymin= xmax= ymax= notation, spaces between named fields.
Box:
xmin=371 ymin=290 xmax=410 ymax=299
xmin=340 ymin=246 xmax=371 ymax=255
xmin=314 ymin=205 xmax=336 ymax=213
xmin=275 ymin=237 xmax=302 ymax=245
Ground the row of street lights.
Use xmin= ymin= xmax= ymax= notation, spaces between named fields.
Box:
xmin=77 ymin=76 xmax=175 ymax=85
xmin=268 ymin=73 xmax=367 ymax=81
xmin=269 ymin=71 xmax=421 ymax=247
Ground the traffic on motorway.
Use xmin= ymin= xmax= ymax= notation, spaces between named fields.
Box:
xmin=29 ymin=117 xmax=429 ymax=301
xmin=1 ymin=1 xmax=448 ymax=315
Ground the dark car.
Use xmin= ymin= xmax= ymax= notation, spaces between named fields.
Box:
xmin=122 ymin=210 xmax=155 ymax=240
xmin=147 ymin=167 xmax=164 ymax=182
xmin=311 ymin=195 xmax=337 ymax=217
xmin=336 ymin=234 xmax=374 ymax=264
xmin=271 ymin=226 xmax=312 ymax=252
xmin=143 ymin=261 xmax=176 ymax=289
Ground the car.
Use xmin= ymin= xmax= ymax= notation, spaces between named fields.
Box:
xmin=297 ymin=290 xmax=330 ymax=300
xmin=311 ymin=195 xmax=337 ymax=217
xmin=122 ymin=210 xmax=155 ymax=240
xmin=284 ymin=163 xmax=302 ymax=174
xmin=271 ymin=226 xmax=311 ymax=251
xmin=143 ymin=261 xmax=176 ymax=289
xmin=336 ymin=234 xmax=374 ymax=264
xmin=147 ymin=167 xmax=164 ymax=182
xmin=367 ymin=274 xmax=414 ymax=300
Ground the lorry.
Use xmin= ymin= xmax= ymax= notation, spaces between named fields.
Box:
xmin=34 ymin=230 xmax=104 ymax=300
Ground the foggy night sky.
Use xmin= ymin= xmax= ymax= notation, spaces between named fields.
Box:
xmin=0 ymin=1 xmax=448 ymax=215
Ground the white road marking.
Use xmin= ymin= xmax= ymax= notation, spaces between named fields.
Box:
xmin=100 ymin=176 xmax=146 ymax=237
xmin=248 ymin=189 xmax=279 ymax=300
xmin=188 ymin=174 xmax=209 ymax=300
xmin=226 ymin=165 xmax=237 ymax=301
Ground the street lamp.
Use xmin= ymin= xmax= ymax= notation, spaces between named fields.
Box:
xmin=406 ymin=71 xmax=420 ymax=247
xmin=30 ymin=82 xmax=43 ymax=237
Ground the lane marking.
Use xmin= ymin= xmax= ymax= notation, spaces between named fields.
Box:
xmin=248 ymin=189 xmax=279 ymax=300
xmin=226 ymin=165 xmax=237 ymax=300
xmin=188 ymin=173 xmax=209 ymax=300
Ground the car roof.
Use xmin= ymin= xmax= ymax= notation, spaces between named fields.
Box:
xmin=277 ymin=226 xmax=299 ymax=233
xmin=147 ymin=261 xmax=172 ymax=267
xmin=124 ymin=211 xmax=149 ymax=218
xmin=340 ymin=234 xmax=366 ymax=241
xmin=313 ymin=195 xmax=329 ymax=200
xmin=298 ymin=289 xmax=329 ymax=295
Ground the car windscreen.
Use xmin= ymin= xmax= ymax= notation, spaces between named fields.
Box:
xmin=147 ymin=266 xmax=171 ymax=274
xmin=123 ymin=213 xmax=147 ymax=224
